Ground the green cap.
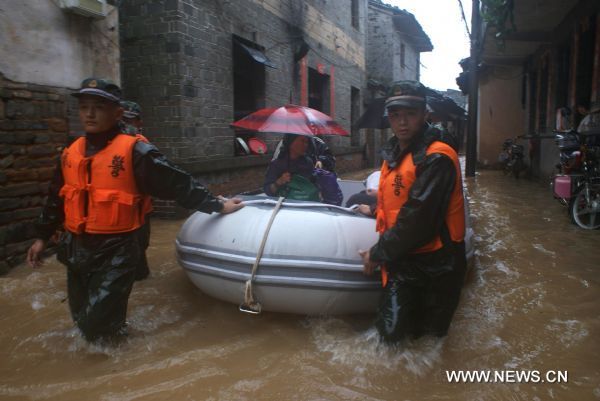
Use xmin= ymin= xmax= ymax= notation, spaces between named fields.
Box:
xmin=121 ymin=100 xmax=142 ymax=119
xmin=385 ymin=80 xmax=427 ymax=109
xmin=71 ymin=77 xmax=122 ymax=103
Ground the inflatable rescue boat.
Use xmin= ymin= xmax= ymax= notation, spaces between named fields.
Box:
xmin=175 ymin=181 xmax=474 ymax=315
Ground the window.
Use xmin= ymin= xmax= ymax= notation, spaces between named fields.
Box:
xmin=233 ymin=35 xmax=267 ymax=122
xmin=400 ymin=43 xmax=406 ymax=69
xmin=351 ymin=87 xmax=360 ymax=146
xmin=308 ymin=67 xmax=330 ymax=114
xmin=555 ymin=42 xmax=571 ymax=109
xmin=233 ymin=35 xmax=270 ymax=156
xmin=528 ymin=71 xmax=537 ymax=134
xmin=351 ymin=0 xmax=359 ymax=30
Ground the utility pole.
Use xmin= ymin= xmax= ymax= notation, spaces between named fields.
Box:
xmin=465 ymin=0 xmax=481 ymax=177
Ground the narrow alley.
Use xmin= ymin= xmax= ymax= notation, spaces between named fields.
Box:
xmin=0 ymin=170 xmax=597 ymax=401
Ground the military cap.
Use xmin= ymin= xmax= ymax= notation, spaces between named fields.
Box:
xmin=385 ymin=80 xmax=427 ymax=109
xmin=71 ymin=78 xmax=122 ymax=103
xmin=121 ymin=100 xmax=142 ymax=119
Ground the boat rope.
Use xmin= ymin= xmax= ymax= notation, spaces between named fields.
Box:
xmin=239 ymin=196 xmax=285 ymax=315
xmin=240 ymin=199 xmax=360 ymax=214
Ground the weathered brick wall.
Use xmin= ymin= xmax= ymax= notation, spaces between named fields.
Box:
xmin=119 ymin=0 xmax=369 ymax=216
xmin=334 ymin=150 xmax=365 ymax=174
xmin=151 ymin=161 xmax=270 ymax=218
xmin=0 ymin=74 xmax=69 ymax=273
xmin=151 ymin=149 xmax=364 ymax=219
xmin=119 ymin=0 xmax=367 ymax=161
xmin=367 ymin=5 xmax=394 ymax=85
xmin=367 ymin=3 xmax=420 ymax=85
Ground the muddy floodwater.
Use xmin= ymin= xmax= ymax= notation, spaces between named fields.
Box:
xmin=1 ymin=170 xmax=599 ymax=401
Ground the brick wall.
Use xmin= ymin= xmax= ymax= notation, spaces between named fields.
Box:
xmin=151 ymin=149 xmax=365 ymax=219
xmin=0 ymin=74 xmax=70 ymax=273
xmin=119 ymin=0 xmax=369 ymax=216
xmin=151 ymin=162 xmax=269 ymax=218
xmin=367 ymin=3 xmax=421 ymax=86
xmin=119 ymin=0 xmax=367 ymax=162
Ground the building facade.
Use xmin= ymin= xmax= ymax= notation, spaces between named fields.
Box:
xmin=367 ymin=0 xmax=432 ymax=86
xmin=362 ymin=0 xmax=433 ymax=166
xmin=475 ymin=0 xmax=600 ymax=178
xmin=0 ymin=0 xmax=436 ymax=269
xmin=119 ymin=0 xmax=370 ymax=216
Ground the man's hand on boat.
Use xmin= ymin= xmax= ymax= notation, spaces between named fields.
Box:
xmin=357 ymin=204 xmax=374 ymax=216
xmin=27 ymin=239 xmax=47 ymax=268
xmin=359 ymin=249 xmax=378 ymax=275
xmin=218 ymin=196 xmax=245 ymax=214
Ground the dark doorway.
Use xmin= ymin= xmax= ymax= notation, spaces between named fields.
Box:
xmin=528 ymin=69 xmax=541 ymax=177
xmin=308 ymin=67 xmax=330 ymax=114
xmin=556 ymin=41 xmax=571 ymax=109
xmin=575 ymin=16 xmax=597 ymax=125
xmin=233 ymin=35 xmax=266 ymax=121
xmin=528 ymin=70 xmax=538 ymax=135
xmin=538 ymin=57 xmax=549 ymax=132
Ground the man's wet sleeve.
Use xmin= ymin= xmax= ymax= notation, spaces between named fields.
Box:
xmin=369 ymin=153 xmax=456 ymax=263
xmin=34 ymin=158 xmax=65 ymax=241
xmin=133 ymin=142 xmax=223 ymax=213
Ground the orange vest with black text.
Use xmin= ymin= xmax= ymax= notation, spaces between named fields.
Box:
xmin=59 ymin=134 xmax=152 ymax=234
xmin=375 ymin=141 xmax=465 ymax=285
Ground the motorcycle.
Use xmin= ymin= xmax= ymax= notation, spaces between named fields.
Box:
xmin=554 ymin=130 xmax=582 ymax=174
xmin=552 ymin=129 xmax=600 ymax=229
xmin=499 ymin=137 xmax=527 ymax=178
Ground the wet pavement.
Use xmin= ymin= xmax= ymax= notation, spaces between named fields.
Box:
xmin=0 ymin=170 xmax=599 ymax=400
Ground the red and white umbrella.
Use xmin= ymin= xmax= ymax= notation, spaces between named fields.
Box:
xmin=231 ymin=104 xmax=349 ymax=136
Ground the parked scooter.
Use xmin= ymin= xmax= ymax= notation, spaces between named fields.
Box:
xmin=552 ymin=128 xmax=600 ymax=229
xmin=554 ymin=130 xmax=582 ymax=175
xmin=499 ymin=137 xmax=527 ymax=178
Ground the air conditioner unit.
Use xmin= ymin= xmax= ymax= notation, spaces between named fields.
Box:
xmin=59 ymin=0 xmax=108 ymax=19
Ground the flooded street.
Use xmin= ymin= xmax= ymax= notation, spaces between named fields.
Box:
xmin=1 ymin=170 xmax=599 ymax=401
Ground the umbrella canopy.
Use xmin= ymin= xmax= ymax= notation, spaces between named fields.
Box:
xmin=355 ymin=96 xmax=466 ymax=130
xmin=354 ymin=97 xmax=388 ymax=129
xmin=231 ymin=104 xmax=349 ymax=136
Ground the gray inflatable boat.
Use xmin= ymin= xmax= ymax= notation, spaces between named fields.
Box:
xmin=176 ymin=180 xmax=474 ymax=315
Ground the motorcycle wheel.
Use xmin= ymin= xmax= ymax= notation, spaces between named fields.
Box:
xmin=513 ymin=159 xmax=524 ymax=179
xmin=569 ymin=184 xmax=600 ymax=229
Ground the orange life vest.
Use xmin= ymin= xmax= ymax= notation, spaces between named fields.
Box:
xmin=59 ymin=134 xmax=153 ymax=234
xmin=375 ymin=141 xmax=465 ymax=286
xmin=135 ymin=133 xmax=149 ymax=143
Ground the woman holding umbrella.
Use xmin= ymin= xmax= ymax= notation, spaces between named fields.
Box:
xmin=231 ymin=104 xmax=347 ymax=204
xmin=263 ymin=134 xmax=320 ymax=200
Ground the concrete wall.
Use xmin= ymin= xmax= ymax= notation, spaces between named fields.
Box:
xmin=0 ymin=0 xmax=120 ymax=88
xmin=477 ymin=65 xmax=526 ymax=167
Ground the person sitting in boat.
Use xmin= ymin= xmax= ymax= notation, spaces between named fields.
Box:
xmin=272 ymin=135 xmax=336 ymax=172
xmin=345 ymin=170 xmax=380 ymax=217
xmin=264 ymin=134 xmax=342 ymax=204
